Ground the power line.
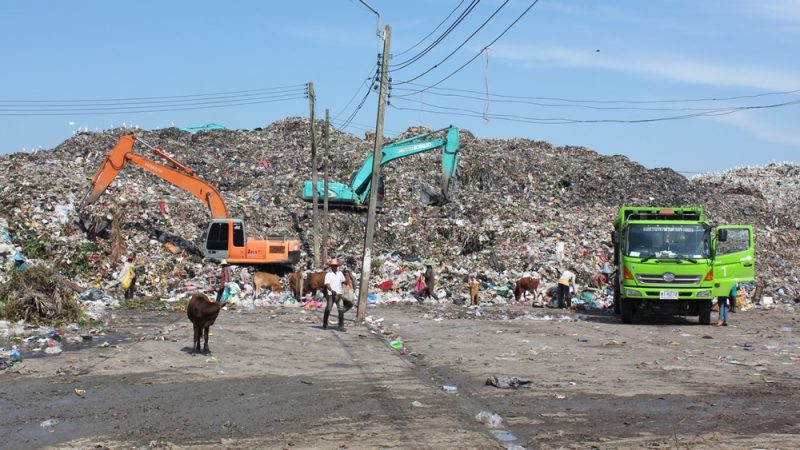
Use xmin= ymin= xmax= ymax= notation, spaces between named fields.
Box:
xmin=336 ymin=87 xmax=373 ymax=132
xmin=0 ymin=95 xmax=307 ymax=116
xmin=330 ymin=119 xmax=401 ymax=137
xmin=0 ymin=91 xmax=308 ymax=112
xmin=333 ymin=64 xmax=378 ymax=121
xmin=393 ymin=0 xmax=540 ymax=97
xmin=393 ymin=0 xmax=467 ymax=58
xmin=389 ymin=96 xmax=800 ymax=124
xmin=393 ymin=0 xmax=511 ymax=83
xmin=391 ymin=85 xmax=800 ymax=113
xmin=394 ymin=82 xmax=800 ymax=104
xmin=0 ymin=84 xmax=308 ymax=104
xmin=390 ymin=0 xmax=481 ymax=71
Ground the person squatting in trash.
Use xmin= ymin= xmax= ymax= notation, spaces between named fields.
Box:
xmin=323 ymin=258 xmax=351 ymax=331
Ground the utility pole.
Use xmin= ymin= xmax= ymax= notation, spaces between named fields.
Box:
xmin=357 ymin=25 xmax=391 ymax=322
xmin=308 ymin=82 xmax=320 ymax=268
xmin=322 ymin=108 xmax=331 ymax=264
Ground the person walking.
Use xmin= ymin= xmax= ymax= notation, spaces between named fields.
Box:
xmin=717 ymin=283 xmax=737 ymax=326
xmin=216 ymin=259 xmax=232 ymax=303
xmin=557 ymin=267 xmax=577 ymax=310
xmin=323 ymin=259 xmax=350 ymax=331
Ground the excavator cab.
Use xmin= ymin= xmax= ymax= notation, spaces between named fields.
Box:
xmin=201 ymin=218 xmax=301 ymax=266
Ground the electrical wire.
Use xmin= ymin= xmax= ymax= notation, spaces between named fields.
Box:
xmin=335 ymin=87 xmax=374 ymax=133
xmin=0 ymin=84 xmax=308 ymax=104
xmin=333 ymin=64 xmax=379 ymax=121
xmin=394 ymin=0 xmax=540 ymax=97
xmin=390 ymin=0 xmax=481 ymax=71
xmin=0 ymin=95 xmax=308 ymax=116
xmin=393 ymin=0 xmax=511 ymax=83
xmin=394 ymin=82 xmax=800 ymax=104
xmin=389 ymin=96 xmax=800 ymax=124
xmin=390 ymin=86 xmax=799 ymax=113
xmin=0 ymin=91 xmax=308 ymax=112
xmin=393 ymin=0 xmax=467 ymax=58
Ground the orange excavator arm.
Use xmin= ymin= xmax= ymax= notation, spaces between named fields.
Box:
xmin=79 ymin=134 xmax=228 ymax=218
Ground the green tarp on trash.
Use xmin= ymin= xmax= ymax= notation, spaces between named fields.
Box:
xmin=180 ymin=123 xmax=227 ymax=134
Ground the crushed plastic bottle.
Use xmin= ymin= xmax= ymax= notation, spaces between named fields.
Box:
xmin=443 ymin=384 xmax=458 ymax=394
xmin=40 ymin=418 xmax=58 ymax=428
xmin=475 ymin=410 xmax=503 ymax=428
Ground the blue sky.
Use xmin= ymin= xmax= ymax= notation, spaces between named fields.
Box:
xmin=1 ymin=0 xmax=798 ymax=174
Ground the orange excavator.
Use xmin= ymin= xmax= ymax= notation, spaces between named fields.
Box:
xmin=79 ymin=133 xmax=301 ymax=268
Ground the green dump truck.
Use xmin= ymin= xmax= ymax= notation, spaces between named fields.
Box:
xmin=612 ymin=206 xmax=754 ymax=324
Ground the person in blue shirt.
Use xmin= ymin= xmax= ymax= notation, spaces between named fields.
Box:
xmin=717 ymin=283 xmax=737 ymax=327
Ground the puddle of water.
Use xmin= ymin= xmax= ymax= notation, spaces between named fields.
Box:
xmin=11 ymin=332 xmax=131 ymax=360
xmin=490 ymin=429 xmax=526 ymax=450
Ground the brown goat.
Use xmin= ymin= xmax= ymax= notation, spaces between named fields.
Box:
xmin=514 ymin=277 xmax=541 ymax=303
xmin=253 ymin=272 xmax=283 ymax=296
xmin=187 ymin=293 xmax=221 ymax=354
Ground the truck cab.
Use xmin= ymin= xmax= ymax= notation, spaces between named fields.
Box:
xmin=613 ymin=206 xmax=754 ymax=324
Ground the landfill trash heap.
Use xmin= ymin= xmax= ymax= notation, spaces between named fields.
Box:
xmin=0 ymin=117 xmax=797 ymax=310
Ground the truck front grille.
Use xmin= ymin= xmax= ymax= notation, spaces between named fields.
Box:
xmin=636 ymin=274 xmax=701 ymax=285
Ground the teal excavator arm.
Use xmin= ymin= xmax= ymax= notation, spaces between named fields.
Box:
xmin=302 ymin=125 xmax=460 ymax=206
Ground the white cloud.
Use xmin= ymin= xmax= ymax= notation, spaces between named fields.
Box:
xmin=709 ymin=110 xmax=800 ymax=148
xmin=740 ymin=0 xmax=800 ymax=24
xmin=490 ymin=44 xmax=800 ymax=91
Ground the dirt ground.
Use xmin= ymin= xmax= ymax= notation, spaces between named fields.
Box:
xmin=1 ymin=303 xmax=798 ymax=449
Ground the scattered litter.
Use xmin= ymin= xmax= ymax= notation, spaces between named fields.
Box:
xmin=486 ymin=376 xmax=535 ymax=390
xmin=475 ymin=410 xmax=503 ymax=428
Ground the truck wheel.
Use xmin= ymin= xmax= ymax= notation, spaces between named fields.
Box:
xmin=621 ymin=298 xmax=634 ymax=324
xmin=613 ymin=279 xmax=621 ymax=314
xmin=698 ymin=299 xmax=712 ymax=325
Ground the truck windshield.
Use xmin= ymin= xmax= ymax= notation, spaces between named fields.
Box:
xmin=625 ymin=224 xmax=709 ymax=259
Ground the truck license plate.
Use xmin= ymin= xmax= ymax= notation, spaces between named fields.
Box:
xmin=659 ymin=290 xmax=679 ymax=300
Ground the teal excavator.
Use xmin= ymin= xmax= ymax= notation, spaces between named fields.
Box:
xmin=301 ymin=125 xmax=460 ymax=207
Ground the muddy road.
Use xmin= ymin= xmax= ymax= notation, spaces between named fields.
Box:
xmin=1 ymin=304 xmax=798 ymax=449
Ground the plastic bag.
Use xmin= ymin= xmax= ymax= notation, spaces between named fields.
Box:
xmin=120 ymin=267 xmax=135 ymax=290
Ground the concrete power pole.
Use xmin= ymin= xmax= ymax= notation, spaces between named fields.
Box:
xmin=308 ymin=82 xmax=320 ymax=269
xmin=357 ymin=25 xmax=391 ymax=322
xmin=322 ymin=108 xmax=331 ymax=264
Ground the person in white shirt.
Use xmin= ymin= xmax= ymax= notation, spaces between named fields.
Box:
xmin=323 ymin=259 xmax=350 ymax=331
xmin=557 ymin=267 xmax=577 ymax=309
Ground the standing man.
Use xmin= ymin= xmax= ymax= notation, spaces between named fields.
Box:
xmin=323 ymin=259 xmax=350 ymax=331
xmin=216 ymin=259 xmax=232 ymax=303
xmin=557 ymin=267 xmax=577 ymax=310
xmin=717 ymin=283 xmax=737 ymax=326
xmin=424 ymin=260 xmax=436 ymax=299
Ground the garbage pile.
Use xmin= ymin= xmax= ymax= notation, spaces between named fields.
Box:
xmin=0 ymin=116 xmax=797 ymax=322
